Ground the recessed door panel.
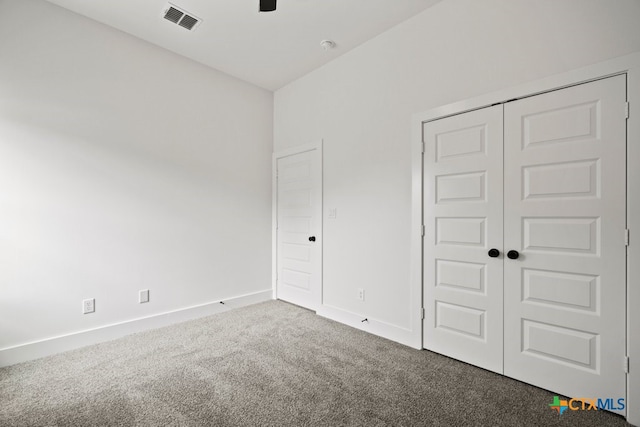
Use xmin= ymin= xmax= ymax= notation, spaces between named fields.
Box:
xmin=522 ymin=320 xmax=598 ymax=370
xmin=522 ymin=269 xmax=598 ymax=312
xmin=436 ymin=301 xmax=486 ymax=339
xmin=523 ymin=160 xmax=599 ymax=199
xmin=436 ymin=217 xmax=486 ymax=246
xmin=436 ymin=172 xmax=486 ymax=203
xmin=436 ymin=260 xmax=485 ymax=293
xmin=522 ymin=101 xmax=598 ymax=148
xmin=281 ymin=268 xmax=311 ymax=291
xmin=282 ymin=243 xmax=311 ymax=262
xmin=523 ymin=217 xmax=599 ymax=254
xmin=436 ymin=125 xmax=486 ymax=161
xmin=278 ymin=162 xmax=311 ymax=183
xmin=282 ymin=217 xmax=311 ymax=234
xmin=279 ymin=189 xmax=311 ymax=208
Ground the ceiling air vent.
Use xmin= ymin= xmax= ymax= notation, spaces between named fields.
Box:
xmin=163 ymin=3 xmax=201 ymax=31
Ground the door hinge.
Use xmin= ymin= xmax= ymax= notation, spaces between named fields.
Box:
xmin=625 ymin=102 xmax=630 ymax=119
xmin=624 ymin=356 xmax=630 ymax=374
xmin=421 ymin=307 xmax=425 ymax=320
xmin=421 ymin=141 xmax=425 ymax=154
xmin=421 ymin=225 xmax=425 ymax=237
xmin=625 ymin=229 xmax=630 ymax=246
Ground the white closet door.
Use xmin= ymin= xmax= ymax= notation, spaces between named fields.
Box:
xmin=423 ymin=105 xmax=504 ymax=374
xmin=503 ymin=75 xmax=627 ymax=413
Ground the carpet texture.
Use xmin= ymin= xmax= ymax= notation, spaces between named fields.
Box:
xmin=0 ymin=301 xmax=630 ymax=426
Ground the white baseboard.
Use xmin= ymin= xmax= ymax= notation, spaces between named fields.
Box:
xmin=0 ymin=289 xmax=273 ymax=368
xmin=317 ymin=304 xmax=421 ymax=349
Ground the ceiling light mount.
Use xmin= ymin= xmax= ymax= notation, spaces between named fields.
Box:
xmin=320 ymin=40 xmax=336 ymax=50
xmin=260 ymin=0 xmax=277 ymax=12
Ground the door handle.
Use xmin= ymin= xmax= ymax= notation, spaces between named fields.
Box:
xmin=507 ymin=250 xmax=520 ymax=260
xmin=488 ymin=248 xmax=500 ymax=258
xmin=309 ymin=236 xmax=316 ymax=242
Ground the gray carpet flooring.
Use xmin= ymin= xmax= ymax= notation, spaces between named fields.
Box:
xmin=0 ymin=300 xmax=630 ymax=426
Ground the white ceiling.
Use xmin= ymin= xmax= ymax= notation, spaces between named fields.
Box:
xmin=44 ymin=0 xmax=442 ymax=90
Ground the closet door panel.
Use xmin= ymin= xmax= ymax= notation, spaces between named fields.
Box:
xmin=423 ymin=105 xmax=504 ymax=374
xmin=503 ymin=75 xmax=627 ymax=413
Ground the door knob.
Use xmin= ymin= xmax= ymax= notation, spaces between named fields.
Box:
xmin=309 ymin=236 xmax=316 ymax=242
xmin=488 ymin=248 xmax=500 ymax=258
xmin=507 ymin=250 xmax=520 ymax=260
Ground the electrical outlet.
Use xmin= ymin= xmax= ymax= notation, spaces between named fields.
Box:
xmin=139 ymin=289 xmax=150 ymax=304
xmin=328 ymin=208 xmax=337 ymax=219
xmin=83 ymin=298 xmax=95 ymax=314
xmin=357 ymin=288 xmax=365 ymax=302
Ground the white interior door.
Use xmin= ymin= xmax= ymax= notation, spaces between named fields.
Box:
xmin=276 ymin=148 xmax=321 ymax=310
xmin=423 ymin=105 xmax=504 ymax=373
xmin=503 ymin=76 xmax=627 ymax=412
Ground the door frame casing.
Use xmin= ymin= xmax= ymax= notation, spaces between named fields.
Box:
xmin=411 ymin=52 xmax=640 ymax=425
xmin=272 ymin=140 xmax=323 ymax=310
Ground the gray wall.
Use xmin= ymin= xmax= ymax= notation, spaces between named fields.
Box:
xmin=275 ymin=0 xmax=640 ymax=339
xmin=0 ymin=0 xmax=273 ymax=349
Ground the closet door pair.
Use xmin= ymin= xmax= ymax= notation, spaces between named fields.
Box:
xmin=423 ymin=75 xmax=626 ymax=412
